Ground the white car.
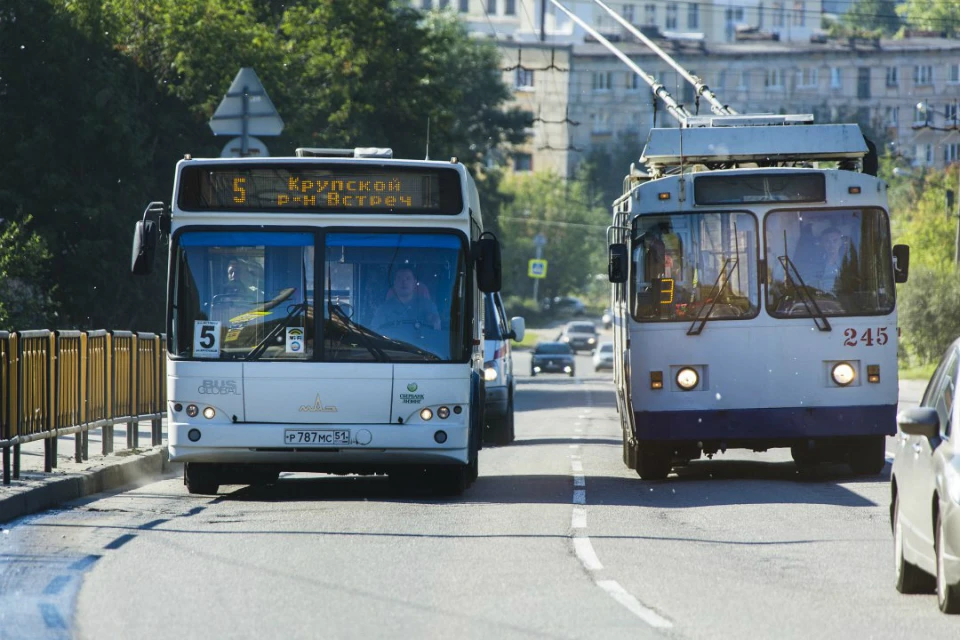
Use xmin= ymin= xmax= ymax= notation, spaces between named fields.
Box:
xmin=483 ymin=292 xmax=525 ymax=446
xmin=592 ymin=341 xmax=614 ymax=372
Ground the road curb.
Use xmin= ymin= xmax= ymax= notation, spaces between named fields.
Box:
xmin=0 ymin=446 xmax=173 ymax=525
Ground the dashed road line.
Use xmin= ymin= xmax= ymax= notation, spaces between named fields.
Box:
xmin=597 ymin=580 xmax=673 ymax=629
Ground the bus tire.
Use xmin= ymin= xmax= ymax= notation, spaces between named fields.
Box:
xmin=848 ymin=436 xmax=886 ymax=475
xmin=635 ymin=442 xmax=671 ymax=480
xmin=184 ymin=462 xmax=220 ymax=495
xmin=791 ymin=442 xmax=820 ymax=469
xmin=431 ymin=464 xmax=468 ymax=497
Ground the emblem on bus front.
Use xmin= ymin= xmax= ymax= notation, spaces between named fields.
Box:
xmin=407 ymin=383 xmax=418 ymax=392
xmin=299 ymin=394 xmax=338 ymax=413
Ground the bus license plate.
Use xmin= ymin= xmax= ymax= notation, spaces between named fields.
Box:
xmin=284 ymin=429 xmax=351 ymax=445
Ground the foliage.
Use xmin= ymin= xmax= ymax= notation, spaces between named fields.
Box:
xmin=897 ymin=0 xmax=960 ymax=37
xmin=897 ymin=267 xmax=960 ymax=365
xmin=580 ymin=132 xmax=646 ymax=212
xmin=0 ymin=215 xmax=57 ymax=330
xmin=841 ymin=0 xmax=902 ymax=36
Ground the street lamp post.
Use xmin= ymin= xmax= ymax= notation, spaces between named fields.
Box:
xmin=532 ymin=233 xmax=547 ymax=303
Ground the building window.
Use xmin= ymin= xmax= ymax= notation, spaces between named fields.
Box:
xmin=515 ymin=67 xmax=534 ymax=90
xmin=644 ymin=3 xmax=656 ymax=26
xmin=626 ymin=72 xmax=641 ymax=92
xmin=738 ymin=70 xmax=749 ymax=90
xmin=772 ymin=2 xmax=784 ymax=27
xmin=422 ymin=0 xmax=433 ymax=9
xmin=459 ymin=0 xmax=469 ymax=12
xmin=666 ymin=3 xmax=678 ymax=29
xmin=439 ymin=0 xmax=450 ymax=7
xmin=758 ymin=2 xmax=764 ymax=28
xmin=914 ymin=65 xmax=934 ymax=86
xmin=504 ymin=0 xmax=515 ymax=15
xmin=885 ymin=106 xmax=899 ymax=126
xmin=487 ymin=0 xmax=496 ymax=14
xmin=798 ymin=68 xmax=818 ymax=88
xmin=950 ymin=64 xmax=960 ymax=84
xmin=590 ymin=111 xmax=611 ymax=134
xmin=765 ymin=69 xmax=785 ymax=89
xmin=717 ymin=70 xmax=727 ymax=90
xmin=623 ymin=4 xmax=635 ymax=24
xmin=513 ymin=153 xmax=532 ymax=171
xmin=946 ymin=103 xmax=959 ymax=126
xmin=830 ymin=67 xmax=842 ymax=89
xmin=885 ymin=66 xmax=898 ymax=87
xmin=857 ymin=67 xmax=871 ymax=99
xmin=792 ymin=1 xmax=805 ymax=26
xmin=946 ymin=144 xmax=960 ymax=164
xmin=592 ymin=71 xmax=613 ymax=92
xmin=687 ymin=3 xmax=699 ymax=29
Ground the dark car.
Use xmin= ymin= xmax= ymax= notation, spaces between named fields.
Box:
xmin=548 ymin=296 xmax=586 ymax=317
xmin=558 ymin=321 xmax=599 ymax=353
xmin=891 ymin=337 xmax=960 ymax=614
xmin=531 ymin=341 xmax=576 ymax=377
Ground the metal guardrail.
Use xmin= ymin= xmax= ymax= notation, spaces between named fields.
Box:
xmin=0 ymin=330 xmax=166 ymax=485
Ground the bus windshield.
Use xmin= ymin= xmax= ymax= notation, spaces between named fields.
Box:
xmin=631 ymin=212 xmax=759 ymax=322
xmin=765 ymin=208 xmax=894 ymax=317
xmin=170 ymin=230 xmax=467 ymax=362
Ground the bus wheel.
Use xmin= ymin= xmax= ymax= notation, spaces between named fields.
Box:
xmin=848 ymin=436 xmax=886 ymax=475
xmin=635 ymin=442 xmax=670 ymax=480
xmin=431 ymin=464 xmax=468 ymax=497
xmin=249 ymin=468 xmax=280 ymax=486
xmin=184 ymin=463 xmax=220 ymax=495
xmin=791 ymin=442 xmax=820 ymax=469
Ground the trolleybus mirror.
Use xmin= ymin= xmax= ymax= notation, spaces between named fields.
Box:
xmin=892 ymin=244 xmax=910 ymax=283
xmin=476 ymin=234 xmax=502 ymax=293
xmin=608 ymin=243 xmax=628 ymax=283
xmin=131 ymin=219 xmax=158 ymax=275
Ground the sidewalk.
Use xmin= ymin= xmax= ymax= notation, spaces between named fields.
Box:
xmin=0 ymin=421 xmax=175 ymax=526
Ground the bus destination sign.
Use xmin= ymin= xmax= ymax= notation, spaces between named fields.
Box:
xmin=178 ymin=164 xmax=463 ymax=214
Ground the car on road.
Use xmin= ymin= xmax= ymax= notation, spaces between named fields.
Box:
xmin=530 ymin=341 xmax=576 ymax=377
xmin=891 ymin=337 xmax=960 ymax=614
xmin=558 ymin=321 xmax=599 ymax=353
xmin=548 ymin=296 xmax=586 ymax=317
xmin=592 ymin=341 xmax=614 ymax=372
xmin=483 ymin=292 xmax=525 ymax=446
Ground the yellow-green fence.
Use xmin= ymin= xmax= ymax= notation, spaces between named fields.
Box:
xmin=0 ymin=330 xmax=166 ymax=485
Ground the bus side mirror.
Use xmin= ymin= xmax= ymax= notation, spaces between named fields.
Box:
xmin=893 ymin=244 xmax=910 ymax=283
xmin=131 ymin=219 xmax=158 ymax=275
xmin=608 ymin=243 xmax=628 ymax=283
xmin=476 ymin=234 xmax=502 ymax=293
xmin=509 ymin=316 xmax=526 ymax=343
xmin=131 ymin=201 xmax=166 ymax=276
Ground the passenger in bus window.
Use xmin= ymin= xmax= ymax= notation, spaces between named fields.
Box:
xmin=372 ymin=265 xmax=441 ymax=331
xmin=221 ymin=258 xmax=257 ymax=297
xmin=811 ymin=226 xmax=859 ymax=293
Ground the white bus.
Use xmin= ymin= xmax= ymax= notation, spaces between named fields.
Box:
xmin=131 ymin=148 xmax=501 ymax=495
xmin=607 ymin=120 xmax=910 ymax=480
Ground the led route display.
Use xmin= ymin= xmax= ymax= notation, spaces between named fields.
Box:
xmin=177 ymin=163 xmax=464 ymax=214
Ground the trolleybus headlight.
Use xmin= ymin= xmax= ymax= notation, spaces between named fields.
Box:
xmin=832 ymin=362 xmax=856 ymax=386
xmin=484 ymin=361 xmax=498 ymax=382
xmin=676 ymin=367 xmax=699 ymax=391
xmin=186 ymin=404 xmax=199 ymax=417
xmin=420 ymin=408 xmax=434 ymax=421
xmin=437 ymin=406 xmax=450 ymax=419
xmin=202 ymin=407 xmax=216 ymax=420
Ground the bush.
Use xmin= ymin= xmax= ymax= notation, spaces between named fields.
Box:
xmin=897 ymin=267 xmax=960 ymax=366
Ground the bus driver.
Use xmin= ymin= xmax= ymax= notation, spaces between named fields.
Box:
xmin=371 ymin=265 xmax=441 ymax=332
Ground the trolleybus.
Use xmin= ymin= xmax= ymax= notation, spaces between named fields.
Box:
xmin=131 ymin=147 xmax=501 ymax=495
xmin=608 ymin=120 xmax=910 ymax=479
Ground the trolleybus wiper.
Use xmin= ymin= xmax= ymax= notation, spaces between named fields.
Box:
xmin=777 ymin=255 xmax=831 ymax=332
xmin=245 ymin=301 xmax=309 ymax=361
xmin=687 ymin=258 xmax=738 ymax=336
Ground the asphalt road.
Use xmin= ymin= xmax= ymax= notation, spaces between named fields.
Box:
xmin=0 ymin=351 xmax=954 ymax=640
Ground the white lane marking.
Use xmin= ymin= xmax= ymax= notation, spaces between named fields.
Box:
xmin=572 ymin=435 xmax=582 ymax=440
xmin=596 ymin=580 xmax=673 ymax=629
xmin=569 ymin=444 xmax=580 ymax=449
xmin=571 ymin=507 xmax=587 ymax=529
xmin=574 ymin=475 xmax=585 ymax=487
xmin=573 ymin=489 xmax=586 ymax=504
xmin=571 ymin=460 xmax=583 ymax=472
xmin=574 ymin=537 xmax=603 ymax=571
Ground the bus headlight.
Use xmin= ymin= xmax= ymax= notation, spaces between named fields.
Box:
xmin=676 ymin=367 xmax=699 ymax=391
xmin=484 ymin=361 xmax=498 ymax=382
xmin=832 ymin=362 xmax=856 ymax=386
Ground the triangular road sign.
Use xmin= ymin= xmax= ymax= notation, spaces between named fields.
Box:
xmin=209 ymin=67 xmax=284 ymax=136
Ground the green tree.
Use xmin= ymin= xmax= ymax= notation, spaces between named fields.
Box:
xmin=842 ymin=0 xmax=902 ymax=36
xmin=897 ymin=0 xmax=960 ymax=37
xmin=0 ymin=215 xmax=56 ymax=330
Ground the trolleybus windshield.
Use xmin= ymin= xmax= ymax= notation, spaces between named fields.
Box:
xmin=170 ymin=230 xmax=468 ymax=362
xmin=765 ymin=208 xmax=895 ymax=318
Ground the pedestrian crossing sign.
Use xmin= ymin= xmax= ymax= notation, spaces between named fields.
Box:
xmin=528 ymin=259 xmax=548 ymax=279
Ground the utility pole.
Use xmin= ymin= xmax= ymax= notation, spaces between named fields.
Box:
xmin=532 ymin=233 xmax=547 ymax=302
xmin=540 ymin=0 xmax=546 ymax=42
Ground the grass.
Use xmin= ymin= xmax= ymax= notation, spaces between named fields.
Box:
xmin=899 ymin=362 xmax=938 ymax=382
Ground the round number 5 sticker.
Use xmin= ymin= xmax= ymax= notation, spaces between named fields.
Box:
xmin=194 ymin=320 xmax=222 ymax=358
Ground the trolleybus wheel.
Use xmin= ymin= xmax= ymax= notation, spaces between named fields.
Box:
xmin=894 ymin=492 xmax=934 ymax=594
xmin=848 ymin=436 xmax=886 ymax=475
xmin=635 ymin=442 xmax=670 ymax=480
xmin=184 ymin=462 xmax=220 ymax=495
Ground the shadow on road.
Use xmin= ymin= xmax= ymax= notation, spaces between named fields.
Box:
xmin=514 ymin=383 xmax=617 ymax=413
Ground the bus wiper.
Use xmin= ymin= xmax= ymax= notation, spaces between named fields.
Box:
xmin=777 ymin=255 xmax=831 ymax=332
xmin=328 ymin=303 xmax=386 ymax=362
xmin=687 ymin=258 xmax=738 ymax=336
xmin=246 ymin=301 xmax=309 ymax=361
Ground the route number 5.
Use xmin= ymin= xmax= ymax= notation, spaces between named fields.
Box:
xmin=193 ymin=320 xmax=222 ymax=358
xmin=843 ymin=327 xmax=889 ymax=347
